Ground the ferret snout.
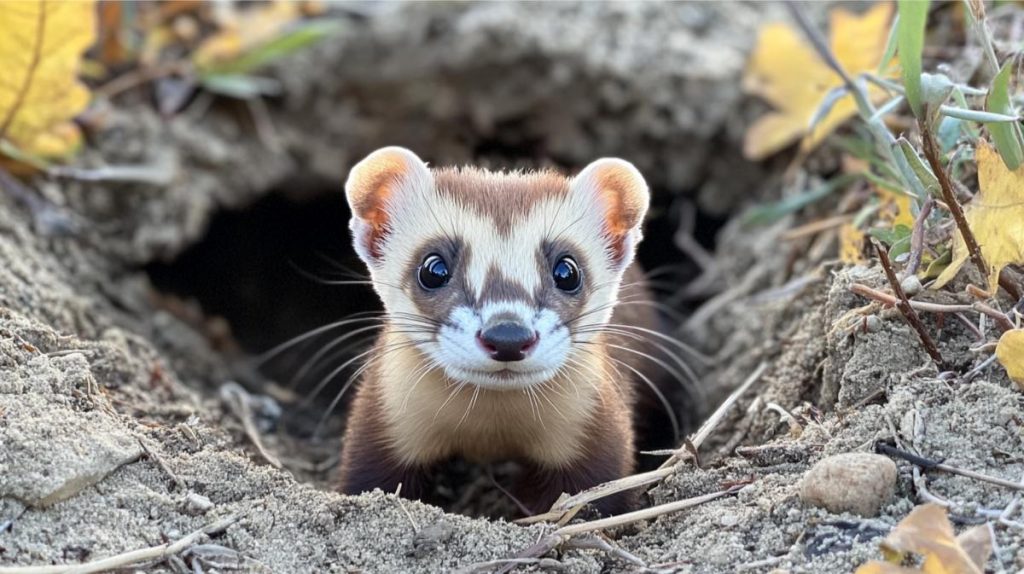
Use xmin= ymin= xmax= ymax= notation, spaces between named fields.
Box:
xmin=476 ymin=322 xmax=539 ymax=362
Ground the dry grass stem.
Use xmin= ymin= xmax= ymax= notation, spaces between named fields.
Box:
xmin=849 ymin=283 xmax=974 ymax=313
xmin=920 ymin=121 xmax=989 ymax=284
xmin=0 ymin=515 xmax=240 ymax=574
xmin=660 ymin=361 xmax=768 ymax=470
xmin=137 ymin=437 xmax=186 ymax=491
xmin=220 ymin=382 xmax=282 ymax=469
xmin=552 ymin=486 xmax=741 ymax=537
xmin=872 ymin=241 xmax=946 ymax=367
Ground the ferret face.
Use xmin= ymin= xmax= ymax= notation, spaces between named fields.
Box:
xmin=345 ymin=148 xmax=649 ymax=390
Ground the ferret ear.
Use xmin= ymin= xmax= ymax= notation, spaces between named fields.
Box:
xmin=571 ymin=158 xmax=650 ymax=269
xmin=345 ymin=147 xmax=431 ymax=265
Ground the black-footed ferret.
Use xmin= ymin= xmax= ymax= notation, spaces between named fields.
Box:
xmin=336 ymin=147 xmax=665 ymax=515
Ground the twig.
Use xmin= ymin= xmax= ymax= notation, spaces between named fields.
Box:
xmin=660 ymin=361 xmax=769 ymax=469
xmin=849 ymin=283 xmax=974 ymax=313
xmin=920 ymin=122 xmax=989 ymax=284
xmin=0 ymin=515 xmax=240 ymax=574
xmin=974 ymin=302 xmax=1015 ymax=332
xmin=871 ymin=241 xmax=946 ymax=368
xmin=876 ymin=442 xmax=1024 ymax=491
xmin=552 ymin=486 xmax=742 ymax=537
xmin=137 ymin=437 xmax=186 ymax=491
xmin=563 ymin=535 xmax=646 ymax=568
xmin=393 ymin=483 xmax=419 ymax=532
xmin=454 ymin=556 xmax=566 ymax=574
xmin=219 ymin=382 xmax=282 ymax=469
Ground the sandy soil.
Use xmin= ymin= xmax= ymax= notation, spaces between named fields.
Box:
xmin=2 ymin=3 xmax=1022 ymax=573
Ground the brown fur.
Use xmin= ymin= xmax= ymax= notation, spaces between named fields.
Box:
xmin=338 ymin=262 xmax=660 ymax=515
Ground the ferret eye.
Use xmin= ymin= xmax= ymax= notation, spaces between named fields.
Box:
xmin=418 ymin=254 xmax=450 ymax=290
xmin=552 ymin=256 xmax=582 ymax=293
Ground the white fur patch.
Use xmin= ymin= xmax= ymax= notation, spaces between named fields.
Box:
xmin=430 ymin=306 xmax=570 ymax=389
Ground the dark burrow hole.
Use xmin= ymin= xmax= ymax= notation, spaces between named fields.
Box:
xmin=146 ymin=174 xmax=724 ymax=518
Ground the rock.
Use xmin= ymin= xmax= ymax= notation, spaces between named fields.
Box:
xmin=900 ymin=275 xmax=922 ymax=297
xmin=800 ymin=453 xmax=897 ymax=517
xmin=0 ymin=351 xmax=143 ymax=507
xmin=184 ymin=492 xmax=214 ymax=515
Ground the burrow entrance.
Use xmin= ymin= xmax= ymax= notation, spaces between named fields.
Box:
xmin=145 ymin=175 xmax=721 ymax=518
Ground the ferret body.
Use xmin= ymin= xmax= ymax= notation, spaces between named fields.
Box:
xmin=336 ymin=147 xmax=660 ymax=515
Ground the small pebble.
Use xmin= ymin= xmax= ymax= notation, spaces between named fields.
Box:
xmin=900 ymin=275 xmax=922 ymax=297
xmin=719 ymin=512 xmax=740 ymax=527
xmin=800 ymin=453 xmax=897 ymax=517
xmin=865 ymin=315 xmax=882 ymax=333
xmin=184 ymin=492 xmax=214 ymax=515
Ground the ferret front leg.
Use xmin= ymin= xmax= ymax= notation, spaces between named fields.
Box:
xmin=517 ymin=412 xmax=636 ymax=516
xmin=516 ymin=458 xmax=635 ymax=516
xmin=337 ymin=387 xmax=428 ymax=500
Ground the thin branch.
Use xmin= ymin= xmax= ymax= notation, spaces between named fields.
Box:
xmin=849 ymin=283 xmax=975 ymax=313
xmin=872 ymin=241 xmax=946 ymax=368
xmin=920 ymin=121 xmax=989 ymax=284
xmin=877 ymin=442 xmax=1024 ymax=491
xmin=0 ymin=515 xmax=240 ymax=574
xmin=552 ymin=486 xmax=742 ymax=537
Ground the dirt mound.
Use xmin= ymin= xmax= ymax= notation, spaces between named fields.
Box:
xmin=2 ymin=3 xmax=1022 ymax=573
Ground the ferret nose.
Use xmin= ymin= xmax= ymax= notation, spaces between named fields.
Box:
xmin=477 ymin=323 xmax=538 ymax=362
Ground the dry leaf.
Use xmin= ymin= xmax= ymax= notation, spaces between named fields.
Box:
xmin=192 ymin=1 xmax=300 ymax=72
xmin=934 ymin=140 xmax=1024 ymax=292
xmin=996 ymin=329 xmax=1024 ymax=387
xmin=840 ymin=223 xmax=867 ymax=264
xmin=854 ymin=503 xmax=992 ymax=574
xmin=743 ymin=3 xmax=895 ymax=160
xmin=0 ymin=0 xmax=96 ymax=159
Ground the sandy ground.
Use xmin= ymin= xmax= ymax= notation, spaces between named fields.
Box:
xmin=2 ymin=2 xmax=1022 ymax=573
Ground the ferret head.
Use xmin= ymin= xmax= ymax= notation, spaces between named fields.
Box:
xmin=345 ymin=147 xmax=649 ymax=390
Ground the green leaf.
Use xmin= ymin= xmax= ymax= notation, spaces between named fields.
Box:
xmin=743 ymin=174 xmax=859 ymax=226
xmin=897 ymin=0 xmax=929 ymax=118
xmin=939 ymin=106 xmax=1019 ymax=123
xmin=986 ymin=60 xmax=1024 ymax=170
xmin=200 ymin=74 xmax=282 ymax=99
xmin=200 ymin=20 xmax=343 ymax=76
xmin=894 ymin=137 xmax=940 ymax=196
xmin=877 ymin=14 xmax=900 ymax=76
xmin=869 ymin=224 xmax=913 ymax=260
xmin=937 ymin=116 xmax=964 ymax=151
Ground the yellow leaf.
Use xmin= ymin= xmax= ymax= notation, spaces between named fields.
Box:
xmin=934 ymin=140 xmax=1024 ymax=292
xmin=840 ymin=223 xmax=867 ymax=263
xmin=743 ymin=3 xmax=895 ymax=160
xmin=0 ymin=1 xmax=96 ymax=160
xmin=873 ymin=503 xmax=989 ymax=574
xmin=996 ymin=329 xmax=1024 ymax=387
xmin=192 ymin=1 xmax=300 ymax=72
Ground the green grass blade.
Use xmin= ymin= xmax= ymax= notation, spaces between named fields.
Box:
xmin=897 ymin=0 xmax=929 ymax=118
xmin=986 ymin=60 xmax=1024 ymax=169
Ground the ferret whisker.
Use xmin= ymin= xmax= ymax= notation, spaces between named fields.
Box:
xmin=312 ymin=339 xmax=428 ymax=439
xmin=573 ymin=325 xmax=703 ymax=389
xmin=288 ymin=260 xmax=405 ymax=291
xmin=305 ymin=339 xmax=422 ymax=406
xmin=455 ymin=385 xmax=481 ymax=430
xmin=598 ymin=323 xmax=711 ymax=366
xmin=290 ymin=324 xmax=383 ymax=387
xmin=255 ymin=314 xmax=388 ymax=366
xmin=401 ymin=359 xmax=440 ymax=415
xmin=434 ymin=380 xmax=468 ymax=422
xmin=603 ymin=355 xmax=681 ymax=442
